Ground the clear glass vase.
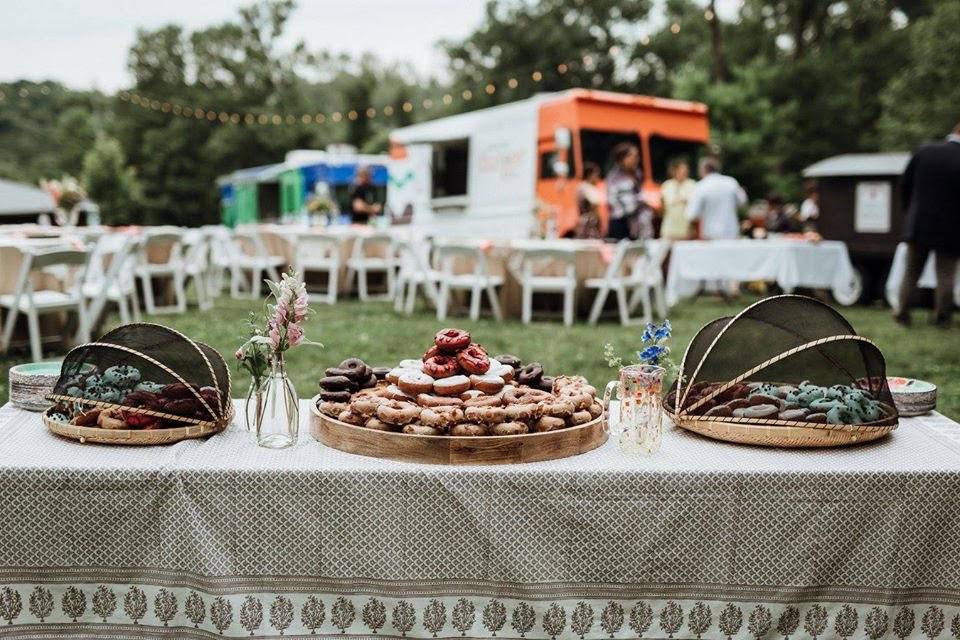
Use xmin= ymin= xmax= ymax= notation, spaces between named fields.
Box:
xmin=604 ymin=364 xmax=666 ymax=454
xmin=256 ymin=356 xmax=299 ymax=449
xmin=243 ymin=380 xmax=264 ymax=433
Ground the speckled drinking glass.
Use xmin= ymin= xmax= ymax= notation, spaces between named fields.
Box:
xmin=604 ymin=364 xmax=666 ymax=454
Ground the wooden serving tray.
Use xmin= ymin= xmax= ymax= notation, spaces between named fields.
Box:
xmin=43 ymin=407 xmax=228 ymax=445
xmin=310 ymin=394 xmax=608 ymax=465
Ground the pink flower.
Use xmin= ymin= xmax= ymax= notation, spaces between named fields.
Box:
xmin=235 ymin=348 xmax=244 ymax=360
xmin=269 ymin=325 xmax=282 ymax=351
xmin=287 ymin=322 xmax=304 ymax=348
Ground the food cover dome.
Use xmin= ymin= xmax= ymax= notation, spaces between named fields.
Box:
xmin=49 ymin=323 xmax=232 ymax=429
xmin=665 ymin=295 xmax=898 ymax=436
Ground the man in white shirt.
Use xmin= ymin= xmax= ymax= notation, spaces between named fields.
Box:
xmin=686 ymin=157 xmax=747 ymax=239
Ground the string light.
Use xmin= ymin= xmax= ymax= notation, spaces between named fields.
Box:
xmin=382 ymin=105 xmax=394 ymax=116
xmin=485 ymin=83 xmax=496 ymax=94
xmin=507 ymin=78 xmax=518 ymax=89
xmin=671 ymin=22 xmax=681 ymax=34
xmin=531 ymin=71 xmax=542 ymax=82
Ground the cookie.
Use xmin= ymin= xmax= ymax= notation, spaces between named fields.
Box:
xmin=434 ymin=374 xmax=471 ymax=396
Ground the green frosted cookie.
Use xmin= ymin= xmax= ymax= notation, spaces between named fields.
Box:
xmin=134 ymin=380 xmax=165 ymax=394
xmin=103 ymin=365 xmax=142 ymax=388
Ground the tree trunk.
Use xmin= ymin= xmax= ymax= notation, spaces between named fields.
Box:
xmin=708 ymin=0 xmax=729 ymax=82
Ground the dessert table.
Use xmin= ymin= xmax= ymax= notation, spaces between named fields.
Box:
xmin=0 ymin=400 xmax=958 ymax=639
xmin=665 ymin=239 xmax=861 ymax=307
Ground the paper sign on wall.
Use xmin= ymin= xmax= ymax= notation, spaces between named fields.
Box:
xmin=854 ymin=181 xmax=891 ymax=233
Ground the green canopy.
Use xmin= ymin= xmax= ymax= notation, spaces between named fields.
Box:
xmin=279 ymin=169 xmax=305 ymax=216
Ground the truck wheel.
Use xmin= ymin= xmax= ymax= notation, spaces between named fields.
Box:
xmin=832 ymin=266 xmax=866 ymax=306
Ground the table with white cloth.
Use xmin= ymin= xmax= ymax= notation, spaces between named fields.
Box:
xmin=1 ymin=400 xmax=959 ymax=639
xmin=665 ymin=239 xmax=861 ymax=307
xmin=884 ymin=242 xmax=960 ymax=312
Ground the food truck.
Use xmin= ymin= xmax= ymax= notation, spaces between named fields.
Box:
xmin=388 ymin=89 xmax=710 ymax=238
xmin=803 ymin=152 xmax=910 ymax=300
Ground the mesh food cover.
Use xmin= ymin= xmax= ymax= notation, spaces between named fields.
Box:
xmin=665 ymin=295 xmax=898 ymax=428
xmin=49 ymin=323 xmax=231 ymax=429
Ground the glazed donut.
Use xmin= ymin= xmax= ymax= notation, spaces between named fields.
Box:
xmin=491 ymin=421 xmax=529 ymax=435
xmin=423 ymin=355 xmax=461 ymax=379
xmin=588 ymin=402 xmax=603 ymax=419
xmin=537 ymin=376 xmax=555 ymax=392
xmin=564 ymin=392 xmax=594 ymax=411
xmin=350 ymin=396 xmax=384 ymax=418
xmin=363 ymin=417 xmax=393 ymax=431
xmin=359 ymin=372 xmax=378 ymax=389
xmin=385 ymin=384 xmax=415 ymax=401
xmin=494 ymin=354 xmax=522 ymax=371
xmin=569 ymin=410 xmax=593 ymax=425
xmin=337 ymin=410 xmax=366 ymax=426
xmin=504 ymin=402 xmax=541 ymax=422
xmin=319 ymin=401 xmax=349 ymax=418
xmin=460 ymin=389 xmax=484 ymax=401
xmin=376 ymin=400 xmax=422 ymax=426
xmin=534 ymin=416 xmax=566 ymax=432
xmin=325 ymin=367 xmax=355 ymax=380
xmin=457 ymin=344 xmax=491 ymax=375
xmin=399 ymin=359 xmax=425 ymax=371
xmin=402 ymin=424 xmax=442 ymax=436
xmin=417 ymin=393 xmax=463 ymax=408
xmin=488 ymin=362 xmax=515 ymax=382
xmin=398 ymin=371 xmax=436 ymax=396
xmin=319 ymin=375 xmax=353 ymax=391
xmin=470 ymin=374 xmax=504 ymax=395
xmin=463 ymin=391 xmax=505 ymax=407
xmin=517 ymin=363 xmax=544 ymax=386
xmin=539 ymin=398 xmax=576 ymax=418
xmin=386 ymin=367 xmax=415 ymax=385
xmin=423 ymin=344 xmax=442 ymax=360
xmin=504 ymin=387 xmax=552 ymax=404
xmin=434 ymin=328 xmax=471 ymax=353
xmin=554 ymin=375 xmax=589 ymax=391
xmin=450 ymin=423 xmax=488 ymax=437
xmin=338 ymin=358 xmax=367 ymax=381
xmin=319 ymin=390 xmax=352 ymax=403
xmin=419 ymin=406 xmax=464 ymax=429
xmin=433 ymin=374 xmax=470 ymax=397
xmin=372 ymin=367 xmax=391 ymax=380
xmin=464 ymin=405 xmax=508 ymax=425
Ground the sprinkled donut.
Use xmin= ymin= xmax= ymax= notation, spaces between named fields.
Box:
xmin=539 ymin=398 xmax=575 ymax=418
xmin=350 ymin=396 xmax=384 ymax=418
xmin=419 ymin=406 xmax=464 ymax=429
xmin=402 ymin=424 xmax=441 ymax=436
xmin=569 ymin=410 xmax=593 ymax=425
xmin=504 ymin=402 xmax=541 ymax=422
xmin=450 ymin=423 xmax=488 ymax=436
xmin=376 ymin=400 xmax=421 ymax=426
xmin=490 ymin=422 xmax=529 ymax=435
xmin=337 ymin=410 xmax=366 ymax=426
xmin=363 ymin=417 xmax=393 ymax=431
xmin=464 ymin=405 xmax=507 ymax=425
xmin=463 ymin=391 xmax=505 ymax=407
xmin=434 ymin=328 xmax=471 ymax=353
xmin=318 ymin=401 xmax=348 ymax=418
xmin=534 ymin=416 xmax=566 ymax=432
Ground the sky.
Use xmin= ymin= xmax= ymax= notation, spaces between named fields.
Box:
xmin=0 ymin=0 xmax=741 ymax=92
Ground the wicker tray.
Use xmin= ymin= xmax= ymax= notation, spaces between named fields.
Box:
xmin=43 ymin=405 xmax=231 ymax=445
xmin=310 ymin=394 xmax=607 ymax=465
xmin=668 ymin=409 xmax=896 ymax=447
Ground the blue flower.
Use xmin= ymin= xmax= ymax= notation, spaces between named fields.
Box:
xmin=653 ymin=320 xmax=672 ymax=340
xmin=641 ymin=323 xmax=656 ymax=343
xmin=638 ymin=345 xmax=666 ymax=364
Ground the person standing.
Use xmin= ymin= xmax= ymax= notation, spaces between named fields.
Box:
xmin=573 ymin=162 xmax=603 ymax=239
xmin=605 ymin=142 xmax=651 ymax=240
xmin=660 ymin=158 xmax=697 ymax=240
xmin=686 ymin=156 xmax=747 ymax=239
xmin=894 ymin=123 xmax=960 ymax=327
xmin=799 ymin=180 xmax=820 ymax=231
xmin=349 ymin=166 xmax=382 ymax=224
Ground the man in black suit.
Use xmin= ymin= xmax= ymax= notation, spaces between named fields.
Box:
xmin=894 ymin=122 xmax=960 ymax=327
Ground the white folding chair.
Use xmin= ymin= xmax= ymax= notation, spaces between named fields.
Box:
xmin=513 ymin=247 xmax=577 ymax=326
xmin=230 ymin=228 xmax=285 ymax=299
xmin=345 ymin=232 xmax=398 ymax=301
xmin=631 ymin=239 xmax=668 ymax=320
xmin=136 ymin=228 xmax=187 ymax=314
xmin=294 ymin=234 xmax=341 ymax=304
xmin=586 ymin=240 xmax=653 ymax=325
xmin=203 ymin=225 xmax=233 ymax=296
xmin=182 ymin=234 xmax=213 ymax=311
xmin=434 ymin=243 xmax=504 ymax=321
xmin=1 ymin=247 xmax=90 ymax=362
xmin=393 ymin=237 xmax=441 ymax=315
xmin=82 ymin=234 xmax=142 ymax=329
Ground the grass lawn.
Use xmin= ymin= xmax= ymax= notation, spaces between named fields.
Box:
xmin=2 ymin=294 xmax=957 ymax=419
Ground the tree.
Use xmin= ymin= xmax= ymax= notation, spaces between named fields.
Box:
xmin=61 ymin=586 xmax=86 ymax=622
xmin=776 ymin=605 xmax=800 ymax=639
xmin=423 ymin=598 xmax=446 ymax=637
xmin=571 ymin=601 xmax=595 ymax=639
xmin=154 ymin=588 xmax=178 ymax=626
xmin=123 ymin=587 xmax=146 ymax=624
xmin=0 ymin=587 xmax=22 ymax=625
xmin=893 ymin=607 xmax=916 ymax=640
xmin=659 ymin=601 xmax=683 ymax=638
xmin=210 ymin=596 xmax=233 ymax=635
xmin=629 ymin=601 xmax=653 ymax=637
xmin=865 ymin=606 xmax=889 ymax=640
xmin=55 ymin=107 xmax=97 ymax=176
xmin=880 ymin=2 xmax=960 ymax=148
xmin=921 ymin=606 xmax=945 ymax=640
xmin=803 ymin=604 xmax=827 ymax=640
xmin=719 ymin=603 xmax=744 ymax=640
xmin=749 ymin=604 xmax=773 ymax=639
xmin=28 ymin=587 xmax=53 ymax=622
xmin=511 ymin=601 xmax=536 ymax=637
xmin=542 ymin=602 xmax=566 ymax=640
xmin=451 ymin=598 xmax=475 ymax=636
xmin=688 ymin=602 xmax=712 ymax=638
xmin=834 ymin=604 xmax=859 ymax=639
xmin=361 ymin=597 xmax=386 ymax=634
xmin=91 ymin=586 xmax=117 ymax=622
xmin=239 ymin=595 xmax=263 ymax=635
xmin=482 ymin=599 xmax=506 ymax=636
xmin=600 ymin=601 xmax=624 ymax=637
xmin=391 ymin=600 xmax=415 ymax=636
xmin=300 ymin=595 xmax=325 ymax=634
xmin=330 ymin=596 xmax=355 ymax=633
xmin=185 ymin=591 xmax=206 ymax=628
xmin=269 ymin=595 xmax=294 ymax=635
xmin=82 ymin=135 xmax=143 ymax=225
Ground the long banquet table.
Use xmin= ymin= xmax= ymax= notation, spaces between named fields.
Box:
xmin=1 ymin=400 xmax=959 ymax=639
xmin=665 ymin=239 xmax=861 ymax=307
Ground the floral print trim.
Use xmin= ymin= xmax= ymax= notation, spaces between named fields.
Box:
xmin=0 ymin=584 xmax=958 ymax=639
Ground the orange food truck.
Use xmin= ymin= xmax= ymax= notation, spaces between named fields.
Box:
xmin=388 ymin=89 xmax=710 ymax=238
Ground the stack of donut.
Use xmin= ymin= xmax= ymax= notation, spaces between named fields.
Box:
xmin=316 ymin=328 xmax=602 ymax=436
xmin=318 ymin=358 xmax=387 ymax=404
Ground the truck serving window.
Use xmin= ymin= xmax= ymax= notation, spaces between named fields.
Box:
xmin=432 ymin=139 xmax=469 ymax=198
xmin=579 ymin=130 xmax=642 ymax=176
xmin=648 ymin=135 xmax=704 ymax=183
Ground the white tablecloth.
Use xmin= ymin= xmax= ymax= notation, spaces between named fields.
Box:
xmin=665 ymin=239 xmax=860 ymax=306
xmin=0 ymin=400 xmax=959 ymax=638
xmin=885 ymin=242 xmax=960 ymax=312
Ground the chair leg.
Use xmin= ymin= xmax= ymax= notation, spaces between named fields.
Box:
xmin=76 ymin=300 xmax=90 ymax=344
xmin=406 ymin=280 xmax=418 ymax=315
xmin=386 ymin=266 xmax=396 ymax=300
xmin=469 ymin=285 xmax=482 ymax=321
xmin=563 ymin=287 xmax=575 ymax=327
xmin=393 ymin=278 xmax=405 ymax=313
xmin=2 ymin=306 xmax=18 ymax=352
xmin=129 ymin=286 xmax=142 ymax=323
xmin=436 ymin=283 xmax=449 ymax=321
xmin=26 ymin=307 xmax=42 ymax=362
xmin=653 ymin=282 xmax=667 ymax=318
xmin=140 ymin=274 xmax=156 ymax=314
xmin=174 ymin=274 xmax=187 ymax=313
xmin=195 ymin=273 xmax=212 ymax=311
xmin=343 ymin=267 xmax=355 ymax=296
xmin=249 ymin=269 xmax=260 ymax=299
xmin=230 ymin=267 xmax=242 ymax=299
xmin=486 ymin=284 xmax=503 ymax=321
xmin=521 ymin=285 xmax=532 ymax=324
xmin=588 ymin=287 xmax=609 ymax=325
xmin=639 ymin=286 xmax=653 ymax=325
xmin=616 ymin=286 xmax=631 ymax=326
xmin=328 ymin=266 xmax=339 ymax=304
xmin=117 ymin=295 xmax=131 ymax=324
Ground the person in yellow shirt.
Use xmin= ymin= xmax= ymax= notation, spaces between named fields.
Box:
xmin=660 ymin=159 xmax=697 ymax=240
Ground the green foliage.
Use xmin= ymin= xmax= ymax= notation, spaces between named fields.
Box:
xmin=81 ymin=135 xmax=143 ymax=225
xmin=879 ymin=2 xmax=960 ymax=148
